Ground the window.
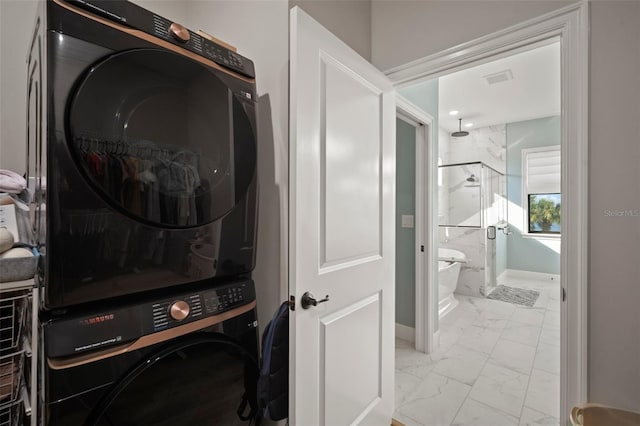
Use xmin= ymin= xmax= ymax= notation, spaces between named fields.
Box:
xmin=523 ymin=146 xmax=561 ymax=235
xmin=528 ymin=193 xmax=561 ymax=233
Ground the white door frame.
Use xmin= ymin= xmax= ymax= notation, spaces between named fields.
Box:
xmin=385 ymin=2 xmax=589 ymax=424
xmin=396 ymin=96 xmax=436 ymax=354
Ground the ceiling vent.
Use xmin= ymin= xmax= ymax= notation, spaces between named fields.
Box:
xmin=483 ymin=69 xmax=514 ymax=85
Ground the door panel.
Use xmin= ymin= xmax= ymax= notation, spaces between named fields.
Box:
xmin=321 ymin=293 xmax=382 ymax=425
xmin=321 ymin=52 xmax=383 ymax=270
xmin=290 ymin=7 xmax=395 ymax=426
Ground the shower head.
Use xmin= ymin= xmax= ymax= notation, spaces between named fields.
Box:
xmin=464 ymin=173 xmax=480 ymax=187
xmin=451 ymin=118 xmax=470 ymax=137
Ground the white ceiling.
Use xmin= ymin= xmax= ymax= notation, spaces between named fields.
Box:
xmin=435 ymin=42 xmax=560 ymax=133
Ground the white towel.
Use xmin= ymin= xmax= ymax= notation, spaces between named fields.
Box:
xmin=0 ymin=170 xmax=26 ymax=194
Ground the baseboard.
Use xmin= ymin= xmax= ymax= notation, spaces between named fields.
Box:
xmin=503 ymin=268 xmax=560 ymax=282
xmin=395 ymin=323 xmax=415 ymax=343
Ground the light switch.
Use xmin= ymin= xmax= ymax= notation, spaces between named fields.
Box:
xmin=401 ymin=215 xmax=414 ymax=228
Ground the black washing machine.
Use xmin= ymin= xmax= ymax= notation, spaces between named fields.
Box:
xmin=26 ymin=0 xmax=258 ymax=309
xmin=42 ymin=279 xmax=260 ymax=425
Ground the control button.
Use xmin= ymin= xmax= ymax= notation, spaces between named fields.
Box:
xmin=169 ymin=23 xmax=190 ymax=43
xmin=169 ymin=300 xmax=190 ymax=321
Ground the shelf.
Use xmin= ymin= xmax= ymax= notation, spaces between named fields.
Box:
xmin=0 ymin=199 xmax=38 ymax=426
xmin=0 ymin=279 xmax=37 ymax=426
xmin=0 ymin=278 xmax=35 ymax=294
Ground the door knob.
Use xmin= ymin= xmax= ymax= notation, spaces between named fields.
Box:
xmin=301 ymin=292 xmax=330 ymax=309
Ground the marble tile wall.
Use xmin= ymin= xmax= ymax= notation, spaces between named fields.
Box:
xmin=438 ymin=128 xmax=451 ymax=225
xmin=440 ymin=163 xmax=506 ymax=229
xmin=447 ymin=124 xmax=507 ymax=174
xmin=483 ymin=168 xmax=507 ymax=226
xmin=441 ymin=163 xmax=483 ymax=227
xmin=439 ymin=227 xmax=487 ymax=297
xmin=486 ymin=234 xmax=497 ymax=289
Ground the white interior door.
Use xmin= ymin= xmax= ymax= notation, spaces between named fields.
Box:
xmin=289 ymin=7 xmax=396 ymax=426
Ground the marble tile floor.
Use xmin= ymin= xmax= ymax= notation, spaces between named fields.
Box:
xmin=394 ymin=276 xmax=560 ymax=426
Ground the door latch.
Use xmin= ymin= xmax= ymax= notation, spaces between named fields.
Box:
xmin=288 ymin=295 xmax=296 ymax=311
xmin=301 ymin=292 xmax=330 ymax=309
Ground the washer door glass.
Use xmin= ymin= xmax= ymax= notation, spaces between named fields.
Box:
xmin=68 ymin=49 xmax=256 ymax=228
xmin=90 ymin=337 xmax=258 ymax=426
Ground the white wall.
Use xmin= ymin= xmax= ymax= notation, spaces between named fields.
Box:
xmin=372 ymin=0 xmax=640 ymax=411
xmin=289 ymin=0 xmax=371 ymax=60
xmin=588 ymin=0 xmax=640 ymax=411
xmin=0 ymin=0 xmax=38 ymax=173
xmin=371 ymin=0 xmax=573 ymax=71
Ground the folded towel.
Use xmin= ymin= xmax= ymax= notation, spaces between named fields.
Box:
xmin=0 ymin=170 xmax=26 ymax=194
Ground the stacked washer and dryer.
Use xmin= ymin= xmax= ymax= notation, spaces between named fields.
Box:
xmin=25 ymin=1 xmax=260 ymax=424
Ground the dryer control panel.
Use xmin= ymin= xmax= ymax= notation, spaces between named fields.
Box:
xmin=64 ymin=0 xmax=256 ymax=78
xmin=45 ymin=279 xmax=256 ymax=358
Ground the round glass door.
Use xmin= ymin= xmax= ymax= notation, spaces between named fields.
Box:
xmin=89 ymin=337 xmax=258 ymax=426
xmin=68 ymin=49 xmax=256 ymax=228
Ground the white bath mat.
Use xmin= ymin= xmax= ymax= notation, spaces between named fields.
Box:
xmin=486 ymin=285 xmax=540 ymax=307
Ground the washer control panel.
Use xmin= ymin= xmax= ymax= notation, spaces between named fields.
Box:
xmin=45 ymin=279 xmax=256 ymax=358
xmin=151 ymin=282 xmax=252 ymax=331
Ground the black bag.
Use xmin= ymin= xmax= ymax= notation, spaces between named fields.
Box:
xmin=256 ymin=301 xmax=289 ymax=421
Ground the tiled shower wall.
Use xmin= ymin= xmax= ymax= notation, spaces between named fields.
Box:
xmin=446 ymin=124 xmax=506 ymax=172
xmin=439 ymin=124 xmax=506 ymax=297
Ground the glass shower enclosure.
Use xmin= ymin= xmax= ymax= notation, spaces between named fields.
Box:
xmin=439 ymin=161 xmax=507 ymax=296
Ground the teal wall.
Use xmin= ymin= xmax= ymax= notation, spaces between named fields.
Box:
xmin=506 ymin=116 xmax=561 ymax=274
xmin=399 ymin=79 xmax=439 ymax=143
xmin=395 ymin=118 xmax=416 ymax=327
xmin=398 ymin=79 xmax=438 ymax=329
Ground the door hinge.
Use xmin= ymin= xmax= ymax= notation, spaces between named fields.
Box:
xmin=288 ymin=295 xmax=296 ymax=311
xmin=420 ymin=245 xmax=424 ymax=252
xmin=562 ymin=287 xmax=566 ymax=302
